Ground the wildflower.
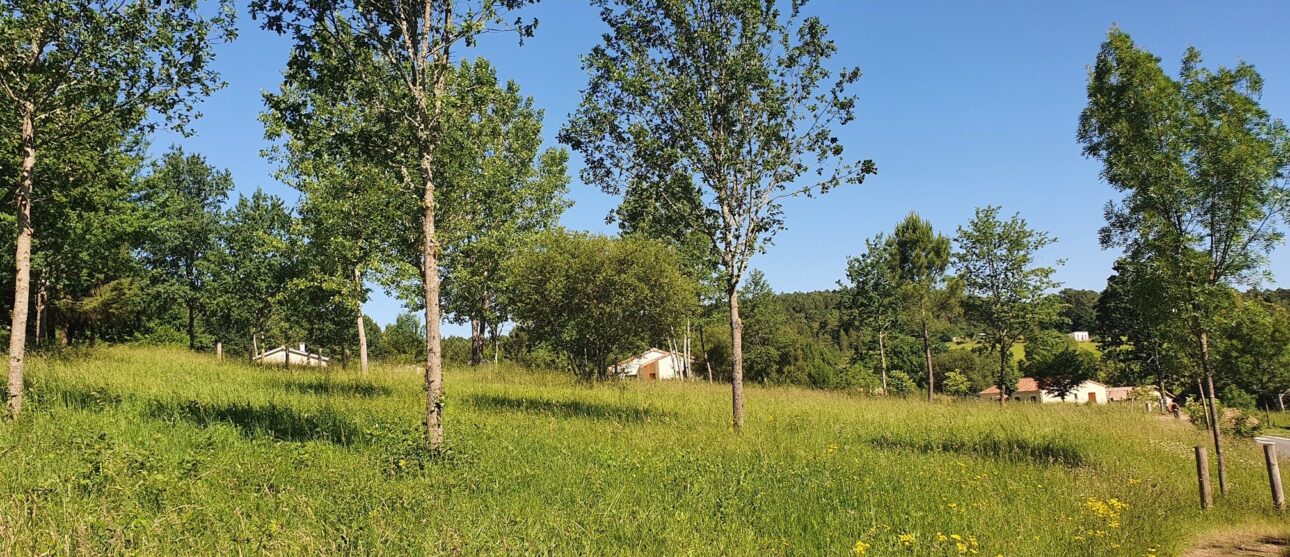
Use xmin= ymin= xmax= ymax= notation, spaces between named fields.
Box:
xmin=852 ymin=540 xmax=871 ymax=556
xmin=898 ymin=533 xmax=918 ymax=549
xmin=935 ymin=532 xmax=949 ymax=543
xmin=827 ymin=443 xmax=840 ymax=454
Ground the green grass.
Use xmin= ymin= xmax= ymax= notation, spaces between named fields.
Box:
xmin=1 ymin=347 xmax=1284 ymax=556
xmin=948 ymin=339 xmax=1102 ymax=363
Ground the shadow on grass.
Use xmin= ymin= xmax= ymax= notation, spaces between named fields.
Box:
xmin=869 ymin=433 xmax=1086 ymax=467
xmin=272 ymin=378 xmax=392 ymax=398
xmin=145 ymin=398 xmax=362 ymax=445
xmin=467 ymin=393 xmax=671 ymax=422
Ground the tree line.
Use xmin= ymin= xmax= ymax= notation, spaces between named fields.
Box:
xmin=2 ymin=3 xmax=1287 ymax=474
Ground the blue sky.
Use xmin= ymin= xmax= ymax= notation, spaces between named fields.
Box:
xmin=154 ymin=1 xmax=1290 ymax=333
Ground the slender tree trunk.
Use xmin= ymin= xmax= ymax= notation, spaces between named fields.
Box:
xmin=352 ymin=265 xmax=369 ymax=374
xmin=997 ymin=340 xmax=1009 ymax=405
xmin=1195 ymin=325 xmax=1227 ymax=495
xmin=877 ymin=330 xmax=889 ymax=394
xmin=33 ymin=279 xmax=45 ymax=348
xmin=186 ymin=300 xmax=197 ymax=351
xmin=1196 ymin=376 xmax=1211 ymax=429
xmin=728 ymin=286 xmax=745 ymax=432
xmin=698 ymin=322 xmax=712 ymax=382
xmin=469 ymin=314 xmax=485 ymax=366
xmin=921 ymin=314 xmax=934 ymax=402
xmin=250 ymin=329 xmax=258 ymax=363
xmin=421 ymin=150 xmax=445 ymax=450
xmin=7 ymin=109 xmax=36 ymax=418
xmin=1157 ymin=371 xmax=1168 ymax=415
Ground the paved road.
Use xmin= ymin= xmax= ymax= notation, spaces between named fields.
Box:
xmin=1254 ymin=436 xmax=1290 ymax=459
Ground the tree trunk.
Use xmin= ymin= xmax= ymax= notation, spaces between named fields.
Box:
xmin=469 ymin=314 xmax=485 ymax=366
xmin=33 ymin=279 xmax=45 ymax=348
xmin=251 ymin=330 xmax=258 ymax=362
xmin=997 ymin=340 xmax=1009 ymax=405
xmin=698 ymin=322 xmax=712 ymax=382
xmin=186 ymin=299 xmax=197 ymax=351
xmin=353 ymin=266 xmax=369 ymax=374
xmin=877 ymin=331 xmax=889 ymax=394
xmin=921 ymin=314 xmax=934 ymax=402
xmin=728 ymin=286 xmax=745 ymax=432
xmin=1195 ymin=326 xmax=1228 ymax=495
xmin=7 ymin=109 xmax=36 ymax=418
xmin=421 ymin=150 xmax=445 ymax=451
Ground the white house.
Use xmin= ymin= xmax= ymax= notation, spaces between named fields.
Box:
xmin=1068 ymin=331 xmax=1091 ymax=342
xmin=978 ymin=377 xmax=1110 ymax=404
xmin=612 ymin=348 xmax=689 ymax=381
xmin=254 ymin=343 xmax=330 ymax=367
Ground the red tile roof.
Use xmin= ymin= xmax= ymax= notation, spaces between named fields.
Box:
xmin=979 ymin=377 xmax=1040 ymax=395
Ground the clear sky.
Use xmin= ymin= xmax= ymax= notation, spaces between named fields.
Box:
xmin=153 ymin=1 xmax=1290 ymax=334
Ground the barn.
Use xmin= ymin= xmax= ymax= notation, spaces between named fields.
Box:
xmin=612 ymin=348 xmax=689 ymax=381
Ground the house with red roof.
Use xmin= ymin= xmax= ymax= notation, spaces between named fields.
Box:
xmin=977 ymin=377 xmax=1110 ymax=404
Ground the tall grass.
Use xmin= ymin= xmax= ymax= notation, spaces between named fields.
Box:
xmin=0 ymin=346 xmax=1283 ymax=555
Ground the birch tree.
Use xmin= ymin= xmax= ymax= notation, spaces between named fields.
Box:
xmin=252 ymin=0 xmax=538 ymax=450
xmin=561 ymin=0 xmax=875 ymax=431
xmin=0 ymin=0 xmax=234 ymax=417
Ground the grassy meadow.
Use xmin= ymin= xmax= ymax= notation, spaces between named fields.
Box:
xmin=1 ymin=347 xmax=1285 ymax=556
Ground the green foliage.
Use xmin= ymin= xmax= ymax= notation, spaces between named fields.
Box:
xmin=935 ymin=349 xmax=997 ymax=395
xmin=382 ymin=313 xmax=427 ymax=364
xmin=942 ymin=371 xmax=971 ymax=397
xmin=887 ymin=371 xmax=917 ymax=398
xmin=1212 ymin=295 xmax=1290 ymax=408
xmin=954 ymin=206 xmax=1062 ymax=397
xmin=506 ymin=231 xmax=696 ymax=380
xmin=1057 ymin=288 xmax=1099 ymax=333
xmin=1023 ymin=331 xmax=1099 ymax=401
xmin=1219 ymin=385 xmax=1257 ymax=412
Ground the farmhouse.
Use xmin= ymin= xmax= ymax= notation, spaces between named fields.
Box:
xmin=977 ymin=377 xmax=1110 ymax=403
xmin=1068 ymin=331 xmax=1090 ymax=342
xmin=612 ymin=348 xmax=689 ymax=380
xmin=253 ymin=343 xmax=330 ymax=367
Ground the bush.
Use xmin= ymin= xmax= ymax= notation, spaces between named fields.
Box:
xmin=888 ymin=371 xmax=917 ymax=397
xmin=1219 ymin=385 xmax=1257 ymax=411
xmin=942 ymin=371 xmax=971 ymax=396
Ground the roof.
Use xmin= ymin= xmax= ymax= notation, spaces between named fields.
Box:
xmin=614 ymin=348 xmax=682 ymax=368
xmin=978 ymin=377 xmax=1108 ymax=395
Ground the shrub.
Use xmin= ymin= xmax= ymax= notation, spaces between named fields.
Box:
xmin=942 ymin=371 xmax=971 ymax=396
xmin=888 ymin=371 xmax=917 ymax=397
xmin=1219 ymin=385 xmax=1257 ymax=411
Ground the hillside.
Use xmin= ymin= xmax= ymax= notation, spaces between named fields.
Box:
xmin=0 ymin=347 xmax=1284 ymax=556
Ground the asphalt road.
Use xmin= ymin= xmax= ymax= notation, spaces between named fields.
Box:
xmin=1254 ymin=435 xmax=1290 ymax=459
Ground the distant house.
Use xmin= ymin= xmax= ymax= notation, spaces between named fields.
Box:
xmin=978 ymin=377 xmax=1109 ymax=404
xmin=254 ymin=343 xmax=330 ymax=367
xmin=612 ymin=348 xmax=689 ymax=381
xmin=1068 ymin=331 xmax=1090 ymax=342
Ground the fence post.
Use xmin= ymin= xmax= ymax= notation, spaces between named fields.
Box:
xmin=1195 ymin=446 xmax=1213 ymax=510
xmin=1265 ymin=443 xmax=1285 ymax=512
xmin=216 ymin=342 xmax=223 ymax=362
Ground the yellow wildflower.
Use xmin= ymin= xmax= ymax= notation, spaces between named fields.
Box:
xmin=852 ymin=540 xmax=871 ymax=556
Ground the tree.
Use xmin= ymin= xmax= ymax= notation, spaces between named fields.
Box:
xmin=1095 ymin=256 xmax=1189 ymax=410
xmin=203 ymin=190 xmax=297 ymax=362
xmin=506 ymin=231 xmax=696 ymax=381
xmin=437 ymin=59 xmax=570 ymax=367
xmin=561 ymin=0 xmax=875 ymax=430
xmin=942 ymin=371 xmax=971 ymax=397
xmin=842 ymin=234 xmax=900 ymax=393
xmin=891 ymin=212 xmax=952 ymax=402
xmin=384 ymin=313 xmax=427 ymax=364
xmin=0 ymin=0 xmax=234 ymax=417
xmin=1024 ymin=331 xmax=1099 ymax=401
xmin=138 ymin=147 xmax=233 ymax=351
xmin=1077 ymin=27 xmax=1290 ymax=492
xmin=953 ymin=206 xmax=1062 ymax=404
xmin=1212 ymin=295 xmax=1290 ymax=409
xmin=252 ymin=0 xmax=540 ymax=450
xmin=1057 ymin=288 xmax=1099 ymax=334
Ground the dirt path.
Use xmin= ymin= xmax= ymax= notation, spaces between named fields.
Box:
xmin=1182 ymin=530 xmax=1289 ymax=557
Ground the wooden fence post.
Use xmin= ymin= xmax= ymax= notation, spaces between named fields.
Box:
xmin=1265 ymin=444 xmax=1284 ymax=512
xmin=216 ymin=342 xmax=223 ymax=362
xmin=1195 ymin=446 xmax=1213 ymax=510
